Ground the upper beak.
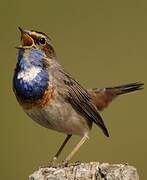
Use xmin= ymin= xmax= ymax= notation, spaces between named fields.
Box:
xmin=18 ymin=27 xmax=34 ymax=47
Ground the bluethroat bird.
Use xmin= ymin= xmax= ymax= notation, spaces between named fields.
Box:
xmin=13 ymin=27 xmax=144 ymax=163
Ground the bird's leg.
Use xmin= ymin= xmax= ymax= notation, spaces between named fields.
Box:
xmin=53 ymin=134 xmax=72 ymax=161
xmin=64 ymin=135 xmax=89 ymax=163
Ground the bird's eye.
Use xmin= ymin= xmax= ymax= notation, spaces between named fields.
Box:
xmin=39 ymin=37 xmax=46 ymax=45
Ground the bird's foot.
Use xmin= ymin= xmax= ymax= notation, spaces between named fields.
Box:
xmin=39 ymin=159 xmax=81 ymax=169
xmin=61 ymin=160 xmax=69 ymax=167
xmin=39 ymin=157 xmax=59 ymax=168
xmin=58 ymin=160 xmax=81 ymax=168
xmin=44 ymin=159 xmax=68 ymax=168
xmin=47 ymin=157 xmax=59 ymax=168
xmin=68 ymin=161 xmax=81 ymax=167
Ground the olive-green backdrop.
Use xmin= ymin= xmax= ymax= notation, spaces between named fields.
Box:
xmin=0 ymin=0 xmax=146 ymax=179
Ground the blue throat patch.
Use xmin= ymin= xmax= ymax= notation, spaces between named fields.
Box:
xmin=13 ymin=48 xmax=49 ymax=101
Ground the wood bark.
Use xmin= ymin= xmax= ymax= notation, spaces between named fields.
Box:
xmin=29 ymin=162 xmax=139 ymax=180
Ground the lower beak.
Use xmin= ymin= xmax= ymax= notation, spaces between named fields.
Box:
xmin=18 ymin=27 xmax=34 ymax=47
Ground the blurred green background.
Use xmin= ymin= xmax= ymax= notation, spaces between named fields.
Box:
xmin=0 ymin=0 xmax=146 ymax=179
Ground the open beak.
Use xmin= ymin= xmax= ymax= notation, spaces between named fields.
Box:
xmin=18 ymin=27 xmax=34 ymax=47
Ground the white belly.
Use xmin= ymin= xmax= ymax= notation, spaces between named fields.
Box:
xmin=25 ymin=97 xmax=91 ymax=136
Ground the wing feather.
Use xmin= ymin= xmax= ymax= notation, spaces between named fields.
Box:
xmin=59 ymin=70 xmax=109 ymax=137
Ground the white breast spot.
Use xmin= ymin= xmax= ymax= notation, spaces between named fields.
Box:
xmin=17 ymin=67 xmax=41 ymax=82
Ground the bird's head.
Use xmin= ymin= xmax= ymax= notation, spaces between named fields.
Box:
xmin=18 ymin=27 xmax=56 ymax=58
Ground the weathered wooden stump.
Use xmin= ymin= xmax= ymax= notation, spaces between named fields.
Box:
xmin=29 ymin=162 xmax=139 ymax=180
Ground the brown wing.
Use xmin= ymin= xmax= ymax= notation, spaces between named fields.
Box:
xmin=88 ymin=82 xmax=144 ymax=111
xmin=59 ymin=70 xmax=109 ymax=137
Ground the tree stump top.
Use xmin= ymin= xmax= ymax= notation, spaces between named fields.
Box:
xmin=29 ymin=162 xmax=139 ymax=180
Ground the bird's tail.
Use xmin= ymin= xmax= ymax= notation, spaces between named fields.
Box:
xmin=105 ymin=82 xmax=144 ymax=96
xmin=88 ymin=82 xmax=144 ymax=111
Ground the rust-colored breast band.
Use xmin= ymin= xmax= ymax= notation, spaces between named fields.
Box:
xmin=17 ymin=86 xmax=54 ymax=110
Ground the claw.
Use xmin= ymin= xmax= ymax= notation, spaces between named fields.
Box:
xmin=47 ymin=157 xmax=59 ymax=168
